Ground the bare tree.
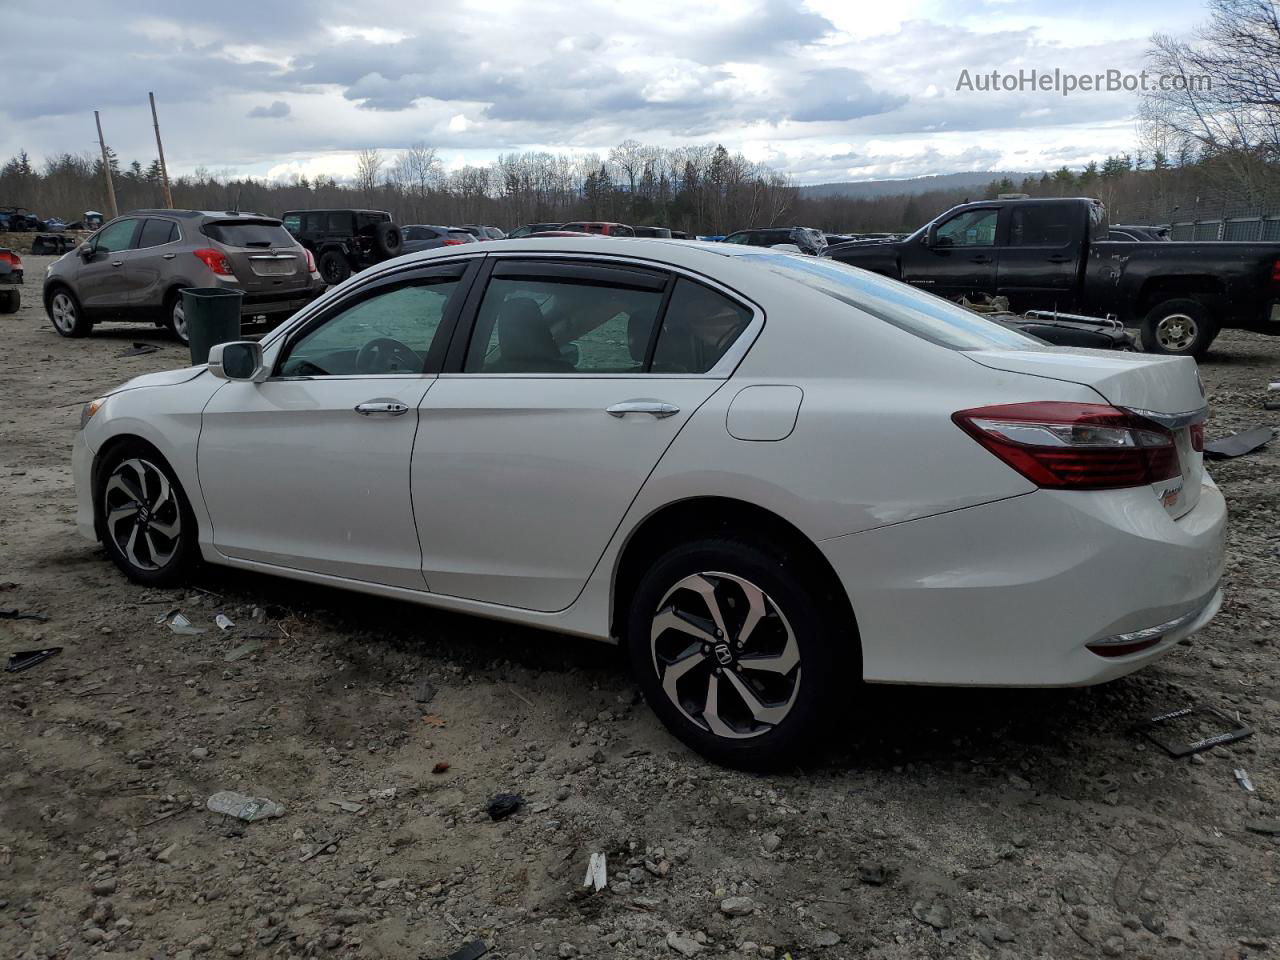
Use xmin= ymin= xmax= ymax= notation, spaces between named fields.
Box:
xmin=354 ymin=148 xmax=384 ymax=204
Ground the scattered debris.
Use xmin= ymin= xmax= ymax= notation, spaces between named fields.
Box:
xmin=1265 ymin=381 xmax=1280 ymax=411
xmin=1203 ymin=426 xmax=1275 ymax=460
xmin=486 ymin=793 xmax=524 ymax=821
xmin=5 ymin=647 xmax=62 ymax=673
xmin=720 ymin=895 xmax=754 ymax=916
xmin=414 ymin=678 xmax=438 ymax=704
xmin=116 ymin=342 xmax=160 ymax=358
xmin=506 ymin=684 xmax=535 ymax=707
xmin=167 ymin=613 xmax=208 ymax=636
xmin=423 ymin=714 xmax=447 ymax=727
xmin=215 ymin=613 xmax=234 ymax=631
xmin=0 ymin=608 xmax=50 ymax=622
xmin=433 ymin=761 xmax=450 ymax=774
xmin=858 ymin=862 xmax=889 ymax=886
xmin=206 ymin=791 xmax=286 ymax=822
xmin=154 ymin=606 xmax=181 ymax=624
xmin=0 ymin=581 xmax=19 ymax=591
xmin=1246 ymin=820 xmax=1280 ymax=836
xmin=300 ymin=836 xmax=340 ymax=862
xmin=583 ymin=852 xmax=607 ymax=892
xmin=622 ymin=748 xmax=651 ymax=758
xmin=1235 ymin=768 xmax=1256 ymax=792
xmin=223 ymin=639 xmax=264 ymax=662
xmin=325 ymin=799 xmax=364 ymax=814
xmin=1134 ymin=704 xmax=1254 ymax=757
xmin=436 ymin=941 xmax=488 ymax=960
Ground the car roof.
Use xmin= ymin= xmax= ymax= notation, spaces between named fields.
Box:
xmin=378 ymin=234 xmax=792 ymax=265
xmin=281 ymin=208 xmax=390 ymax=215
xmin=122 ymin=209 xmax=280 ymax=221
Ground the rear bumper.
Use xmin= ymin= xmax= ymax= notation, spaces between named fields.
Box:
xmin=239 ymin=283 xmax=323 ymax=318
xmin=819 ymin=479 xmax=1227 ymax=687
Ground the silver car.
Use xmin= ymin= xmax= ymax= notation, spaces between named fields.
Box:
xmin=43 ymin=210 xmax=325 ymax=343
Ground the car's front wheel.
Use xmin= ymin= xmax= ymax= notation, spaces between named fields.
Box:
xmin=96 ymin=442 xmax=199 ymax=586
xmin=625 ymin=537 xmax=845 ymax=769
xmin=48 ymin=287 xmax=92 ymax=337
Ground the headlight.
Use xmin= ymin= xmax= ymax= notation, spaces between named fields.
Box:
xmin=80 ymin=397 xmax=107 ymax=429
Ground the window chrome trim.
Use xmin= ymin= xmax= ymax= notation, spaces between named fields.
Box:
xmin=462 ymin=250 xmax=765 ymax=379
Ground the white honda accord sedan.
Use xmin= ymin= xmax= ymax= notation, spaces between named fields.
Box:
xmin=73 ymin=236 xmax=1226 ymax=767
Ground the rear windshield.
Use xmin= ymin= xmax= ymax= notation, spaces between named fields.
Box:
xmin=403 ymin=226 xmax=438 ymax=241
xmin=203 ymin=221 xmax=293 ymax=248
xmin=744 ymin=255 xmax=1037 ymax=351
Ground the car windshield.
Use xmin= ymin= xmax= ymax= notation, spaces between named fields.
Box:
xmin=203 ymin=221 xmax=293 ymax=248
xmin=743 ymin=255 xmax=1038 ymax=351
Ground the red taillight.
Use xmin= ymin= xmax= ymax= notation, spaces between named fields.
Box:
xmin=193 ymin=248 xmax=234 ymax=276
xmin=953 ymin=402 xmax=1179 ymax=490
xmin=443 ymin=238 xmax=466 ymax=245
xmin=304 ymin=248 xmax=316 ymax=273
xmin=1189 ymin=422 xmax=1204 ymax=452
xmin=1271 ymin=258 xmax=1280 ymax=284
xmin=0 ymin=250 xmax=18 ymax=267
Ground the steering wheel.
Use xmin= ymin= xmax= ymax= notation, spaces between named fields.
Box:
xmin=355 ymin=337 xmax=422 ymax=374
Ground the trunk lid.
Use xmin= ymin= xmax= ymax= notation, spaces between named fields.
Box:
xmin=965 ymin=347 xmax=1207 ymax=518
xmin=203 ymin=219 xmax=310 ymax=295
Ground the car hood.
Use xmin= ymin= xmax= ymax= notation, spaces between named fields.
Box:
xmin=108 ymin=365 xmax=207 ymax=397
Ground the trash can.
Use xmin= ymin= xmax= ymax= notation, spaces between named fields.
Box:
xmin=182 ymin=287 xmax=244 ymax=366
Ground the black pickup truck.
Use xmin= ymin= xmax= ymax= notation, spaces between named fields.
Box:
xmin=827 ymin=197 xmax=1280 ymax=357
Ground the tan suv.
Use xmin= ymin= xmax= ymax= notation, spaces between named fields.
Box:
xmin=43 ymin=210 xmax=325 ymax=343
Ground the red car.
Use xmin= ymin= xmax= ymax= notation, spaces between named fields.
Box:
xmin=558 ymin=221 xmax=635 ymax=237
xmin=0 ymin=247 xmax=21 ymax=314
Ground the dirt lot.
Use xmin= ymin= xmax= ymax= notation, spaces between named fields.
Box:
xmin=2 ymin=254 xmax=1279 ymax=960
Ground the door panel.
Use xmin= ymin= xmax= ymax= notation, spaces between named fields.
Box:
xmin=901 ymin=207 xmax=999 ymax=300
xmin=412 ymin=376 xmax=721 ymax=610
xmin=995 ymin=204 xmax=1082 ymax=311
xmin=78 ymin=217 xmax=138 ymax=310
xmin=199 ymin=377 xmax=433 ymax=587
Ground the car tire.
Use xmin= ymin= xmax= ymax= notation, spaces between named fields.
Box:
xmin=48 ymin=286 xmax=92 ymax=337
xmin=165 ymin=291 xmax=190 ymax=344
xmin=624 ymin=536 xmax=848 ymax=770
xmin=1140 ymin=298 xmax=1218 ymax=358
xmin=0 ymin=288 xmax=19 ymax=314
xmin=95 ymin=440 xmax=199 ymax=587
xmin=375 ymin=221 xmax=403 ymax=258
xmin=318 ymin=250 xmax=351 ymax=285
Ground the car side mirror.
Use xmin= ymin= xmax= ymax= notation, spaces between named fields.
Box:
xmin=208 ymin=341 xmax=266 ymax=381
xmin=925 ymin=227 xmax=952 ymax=248
xmin=77 ymin=242 xmax=94 ymax=259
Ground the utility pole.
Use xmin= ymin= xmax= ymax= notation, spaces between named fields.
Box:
xmin=94 ymin=110 xmax=119 ymax=220
xmin=148 ymin=92 xmax=174 ymax=209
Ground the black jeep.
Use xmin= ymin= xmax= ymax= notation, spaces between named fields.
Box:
xmin=281 ymin=209 xmax=404 ymax=285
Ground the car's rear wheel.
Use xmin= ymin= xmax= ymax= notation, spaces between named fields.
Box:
xmin=318 ymin=250 xmax=351 ymax=285
xmin=1140 ymin=298 xmax=1218 ymax=358
xmin=625 ymin=537 xmax=844 ymax=769
xmin=48 ymin=287 xmax=91 ymax=337
xmin=0 ymin=288 xmax=18 ymax=314
xmin=165 ymin=292 xmax=190 ymax=344
xmin=96 ymin=442 xmax=198 ymax=586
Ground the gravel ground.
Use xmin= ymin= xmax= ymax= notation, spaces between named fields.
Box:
xmin=2 ymin=254 xmax=1279 ymax=960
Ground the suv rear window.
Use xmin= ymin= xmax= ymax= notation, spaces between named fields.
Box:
xmin=203 ymin=221 xmax=294 ymax=248
xmin=746 ymin=255 xmax=1036 ymax=351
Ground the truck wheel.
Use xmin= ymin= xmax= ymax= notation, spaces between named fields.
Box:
xmin=1140 ymin=298 xmax=1218 ymax=358
xmin=318 ymin=250 xmax=351 ymax=285
xmin=0 ymin=288 xmax=18 ymax=314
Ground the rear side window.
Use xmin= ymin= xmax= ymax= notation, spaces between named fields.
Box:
xmin=651 ymin=279 xmax=753 ymax=373
xmin=203 ymin=221 xmax=293 ymax=247
xmin=282 ymin=214 xmax=302 ymax=235
xmin=1089 ymin=202 xmax=1109 ymax=241
xmin=327 ymin=212 xmax=351 ymax=233
xmin=746 ymin=254 xmax=1035 ymax=351
xmin=136 ymin=218 xmax=177 ymax=248
xmin=1009 ymin=206 xmax=1074 ymax=247
xmin=465 ymin=271 xmax=664 ymax=374
xmin=403 ymin=227 xmax=438 ymax=241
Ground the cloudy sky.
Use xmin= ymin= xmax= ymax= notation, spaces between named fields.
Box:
xmin=6 ymin=0 xmax=1207 ymax=185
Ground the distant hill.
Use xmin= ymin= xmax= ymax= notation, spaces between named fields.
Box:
xmin=800 ymin=172 xmax=1033 ymax=199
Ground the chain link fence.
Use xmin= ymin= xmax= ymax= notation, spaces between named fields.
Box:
xmin=1112 ymin=193 xmax=1280 ymax=241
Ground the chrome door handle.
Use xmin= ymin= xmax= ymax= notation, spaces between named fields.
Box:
xmin=110 ymin=260 xmax=123 ymax=267
xmin=354 ymin=400 xmax=409 ymax=416
xmin=606 ymin=400 xmax=680 ymax=419
xmin=162 ymin=253 xmax=176 ymax=260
